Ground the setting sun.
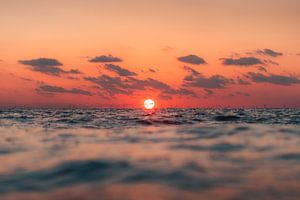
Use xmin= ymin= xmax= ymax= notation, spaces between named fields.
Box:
xmin=144 ymin=99 xmax=155 ymax=109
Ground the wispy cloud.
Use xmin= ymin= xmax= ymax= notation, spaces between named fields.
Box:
xmin=84 ymin=74 xmax=196 ymax=98
xmin=104 ymin=64 xmax=137 ymax=76
xmin=149 ymin=68 xmax=156 ymax=73
xmin=37 ymin=85 xmax=92 ymax=96
xmin=257 ymin=66 xmax=267 ymax=72
xmin=256 ymin=49 xmax=283 ymax=57
xmin=237 ymin=77 xmax=251 ymax=85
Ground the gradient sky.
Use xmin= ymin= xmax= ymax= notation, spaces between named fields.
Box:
xmin=0 ymin=0 xmax=300 ymax=108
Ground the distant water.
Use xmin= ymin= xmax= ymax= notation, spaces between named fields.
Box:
xmin=1 ymin=108 xmax=300 ymax=129
xmin=0 ymin=108 xmax=299 ymax=200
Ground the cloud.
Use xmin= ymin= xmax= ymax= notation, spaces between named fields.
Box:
xmin=19 ymin=58 xmax=62 ymax=67
xmin=132 ymin=78 xmax=172 ymax=91
xmin=178 ymin=55 xmax=206 ymax=65
xmin=256 ymin=49 xmax=283 ymax=57
xmin=246 ymin=72 xmax=300 ymax=86
xmin=163 ymin=87 xmax=197 ymax=97
xmin=130 ymin=77 xmax=197 ymax=98
xmin=183 ymin=66 xmax=200 ymax=76
xmin=89 ymin=55 xmax=122 ymax=63
xmin=38 ymin=85 xmax=92 ymax=96
xmin=222 ymin=57 xmax=263 ymax=66
xmin=237 ymin=77 xmax=251 ymax=85
xmin=183 ymin=67 xmax=233 ymax=89
xmin=184 ymin=75 xmax=233 ymax=89
xmin=258 ymin=66 xmax=267 ymax=72
xmin=19 ymin=58 xmax=82 ymax=76
xmin=68 ymin=69 xmax=83 ymax=74
xmin=84 ymin=74 xmax=196 ymax=98
xmin=84 ymin=75 xmax=129 ymax=95
xmin=104 ymin=64 xmax=137 ymax=76
xmin=204 ymin=89 xmax=214 ymax=95
xmin=229 ymin=92 xmax=250 ymax=97
xmin=68 ymin=88 xmax=92 ymax=95
xmin=202 ymin=89 xmax=214 ymax=98
xmin=149 ymin=68 xmax=156 ymax=73
xmin=19 ymin=58 xmax=64 ymax=76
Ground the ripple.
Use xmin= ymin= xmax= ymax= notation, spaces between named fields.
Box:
xmin=1 ymin=108 xmax=300 ymax=129
xmin=214 ymin=115 xmax=241 ymax=122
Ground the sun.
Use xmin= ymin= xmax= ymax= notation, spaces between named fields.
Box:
xmin=144 ymin=99 xmax=155 ymax=109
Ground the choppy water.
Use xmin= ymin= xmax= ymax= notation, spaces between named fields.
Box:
xmin=0 ymin=109 xmax=299 ymax=200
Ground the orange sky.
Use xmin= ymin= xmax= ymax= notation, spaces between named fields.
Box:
xmin=0 ymin=0 xmax=300 ymax=108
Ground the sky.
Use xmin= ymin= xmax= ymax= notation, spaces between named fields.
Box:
xmin=0 ymin=0 xmax=300 ymax=108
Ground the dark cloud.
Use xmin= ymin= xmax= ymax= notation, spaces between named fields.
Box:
xmin=204 ymin=89 xmax=214 ymax=95
xmin=183 ymin=67 xmax=233 ymax=89
xmin=19 ymin=58 xmax=63 ymax=76
xmin=89 ymin=55 xmax=122 ymax=63
xmin=229 ymin=92 xmax=250 ymax=97
xmin=68 ymin=69 xmax=83 ymax=74
xmin=184 ymin=66 xmax=200 ymax=76
xmin=149 ymin=68 xmax=156 ymax=73
xmin=222 ymin=57 xmax=263 ymax=66
xmin=130 ymin=77 xmax=197 ymax=97
xmin=256 ymin=49 xmax=283 ymax=57
xmin=68 ymin=88 xmax=92 ymax=96
xmin=38 ymin=85 xmax=92 ymax=96
xmin=296 ymin=53 xmax=300 ymax=56
xmin=237 ymin=78 xmax=251 ymax=85
xmin=178 ymin=55 xmax=206 ymax=65
xmin=135 ymin=78 xmax=172 ymax=91
xmin=19 ymin=58 xmax=82 ymax=76
xmin=258 ymin=66 xmax=267 ymax=72
xmin=25 ymin=66 xmax=65 ymax=76
xmin=19 ymin=58 xmax=62 ymax=67
xmin=203 ymin=89 xmax=214 ymax=98
xmin=163 ymin=87 xmax=197 ymax=97
xmin=246 ymin=72 xmax=300 ymax=86
xmin=104 ymin=64 xmax=137 ymax=76
xmin=184 ymin=75 xmax=233 ymax=89
xmin=84 ymin=75 xmax=129 ymax=96
xmin=85 ymin=74 xmax=196 ymax=98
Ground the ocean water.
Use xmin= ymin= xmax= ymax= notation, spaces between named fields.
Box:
xmin=0 ymin=108 xmax=299 ymax=200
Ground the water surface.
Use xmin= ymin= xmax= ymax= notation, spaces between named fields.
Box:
xmin=0 ymin=109 xmax=299 ymax=200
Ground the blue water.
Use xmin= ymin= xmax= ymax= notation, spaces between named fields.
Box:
xmin=0 ymin=108 xmax=299 ymax=200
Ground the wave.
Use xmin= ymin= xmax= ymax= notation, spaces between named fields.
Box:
xmin=1 ymin=108 xmax=300 ymax=129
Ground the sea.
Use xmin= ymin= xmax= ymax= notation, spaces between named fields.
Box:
xmin=0 ymin=108 xmax=299 ymax=200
